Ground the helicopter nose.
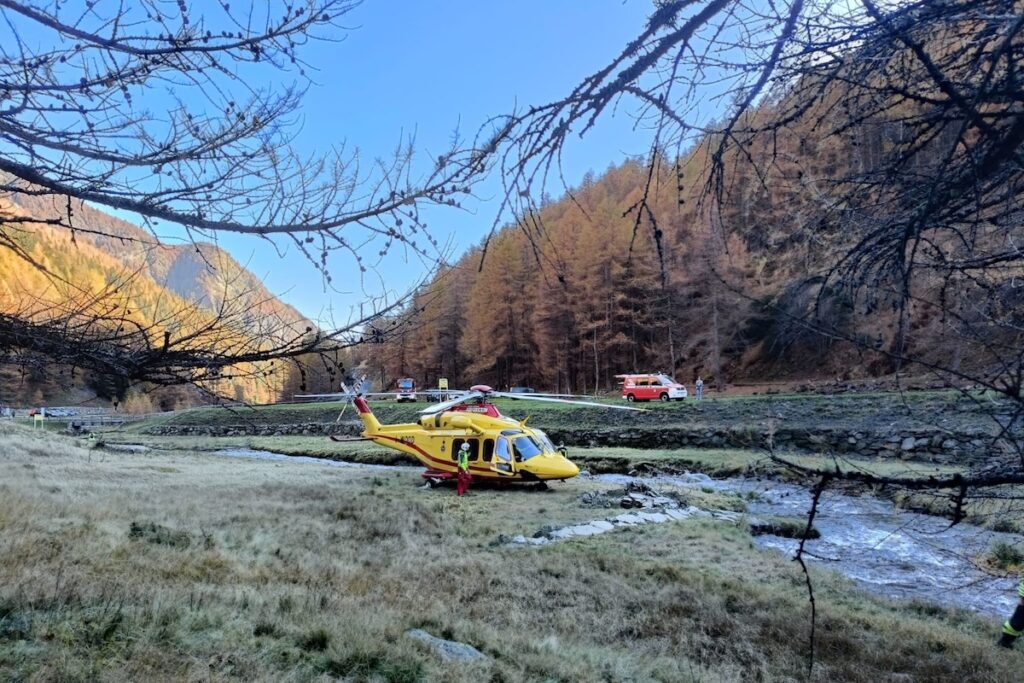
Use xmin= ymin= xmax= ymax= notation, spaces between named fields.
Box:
xmin=544 ymin=455 xmax=579 ymax=480
xmin=560 ymin=459 xmax=580 ymax=479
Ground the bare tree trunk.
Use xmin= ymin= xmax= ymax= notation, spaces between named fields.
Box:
xmin=711 ymin=282 xmax=724 ymax=391
xmin=667 ymin=319 xmax=677 ymax=378
xmin=593 ymin=327 xmax=600 ymax=394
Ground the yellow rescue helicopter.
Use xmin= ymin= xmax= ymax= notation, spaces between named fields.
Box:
xmin=343 ymin=385 xmax=644 ymax=486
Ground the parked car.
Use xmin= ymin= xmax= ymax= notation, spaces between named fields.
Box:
xmin=508 ymin=387 xmax=536 ymax=394
xmin=615 ymin=374 xmax=688 ymax=402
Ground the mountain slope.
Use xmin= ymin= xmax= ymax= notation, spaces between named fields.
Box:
xmin=0 ymin=194 xmax=314 ymax=405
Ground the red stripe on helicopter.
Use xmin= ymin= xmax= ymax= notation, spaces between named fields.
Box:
xmin=372 ymin=434 xmax=497 ymax=474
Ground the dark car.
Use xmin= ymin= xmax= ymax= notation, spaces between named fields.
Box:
xmin=508 ymin=387 xmax=536 ymax=394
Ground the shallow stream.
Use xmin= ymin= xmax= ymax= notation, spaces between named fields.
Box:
xmin=597 ymin=472 xmax=1020 ymax=617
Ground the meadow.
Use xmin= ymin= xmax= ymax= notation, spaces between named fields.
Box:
xmin=2 ymin=422 xmax=1022 ymax=681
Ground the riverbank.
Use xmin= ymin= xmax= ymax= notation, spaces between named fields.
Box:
xmin=1 ymin=424 xmax=1021 ymax=681
xmin=103 ymin=432 xmax=993 ymax=525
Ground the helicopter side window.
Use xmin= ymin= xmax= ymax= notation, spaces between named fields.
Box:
xmin=494 ymin=437 xmax=511 ymax=461
xmin=482 ymin=439 xmax=494 ymax=462
xmin=512 ymin=436 xmax=542 ymax=461
xmin=493 ymin=438 xmax=513 ymax=471
xmin=451 ymin=438 xmax=480 ymax=461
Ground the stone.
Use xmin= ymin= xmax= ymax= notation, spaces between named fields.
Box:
xmin=637 ymin=511 xmax=670 ymax=523
xmin=548 ymin=527 xmax=579 ymax=539
xmin=406 ymin=629 xmax=488 ymax=662
xmin=900 ymin=437 xmax=916 ymax=451
xmin=711 ymin=510 xmax=741 ymax=522
xmin=612 ymin=513 xmax=645 ymax=525
xmin=941 ymin=439 xmax=957 ymax=450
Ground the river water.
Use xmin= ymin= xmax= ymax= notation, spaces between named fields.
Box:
xmin=598 ymin=472 xmax=1020 ymax=617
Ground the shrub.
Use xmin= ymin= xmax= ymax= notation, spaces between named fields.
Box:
xmin=252 ymin=620 xmax=282 ymax=638
xmin=989 ymin=541 xmax=1024 ymax=570
xmin=299 ymin=627 xmax=331 ymax=651
xmin=320 ymin=651 xmax=423 ymax=683
xmin=128 ymin=521 xmax=191 ymax=548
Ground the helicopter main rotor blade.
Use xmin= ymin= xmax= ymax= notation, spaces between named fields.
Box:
xmin=294 ymin=392 xmax=355 ymax=399
xmin=490 ymin=392 xmax=647 ymax=411
xmin=419 ymin=391 xmax=483 ymax=415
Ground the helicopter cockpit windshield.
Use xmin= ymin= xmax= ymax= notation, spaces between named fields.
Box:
xmin=532 ymin=429 xmax=556 ymax=452
xmin=512 ymin=436 xmax=542 ymax=461
xmin=494 ymin=427 xmax=558 ymax=462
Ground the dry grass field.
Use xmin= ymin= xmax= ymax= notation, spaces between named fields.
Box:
xmin=2 ymin=422 xmax=1022 ymax=682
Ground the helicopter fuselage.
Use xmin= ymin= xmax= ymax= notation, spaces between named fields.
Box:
xmin=353 ymin=397 xmax=579 ymax=482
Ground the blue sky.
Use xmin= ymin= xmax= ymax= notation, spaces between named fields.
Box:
xmin=202 ymin=1 xmax=657 ymax=326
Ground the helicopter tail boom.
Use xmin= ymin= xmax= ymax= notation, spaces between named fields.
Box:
xmin=353 ymin=397 xmax=382 ymax=435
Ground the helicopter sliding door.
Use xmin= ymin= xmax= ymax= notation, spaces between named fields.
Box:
xmin=490 ymin=437 xmax=516 ymax=476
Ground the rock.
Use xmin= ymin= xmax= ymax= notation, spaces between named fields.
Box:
xmin=711 ymin=510 xmax=741 ymax=522
xmin=406 ymin=629 xmax=487 ymax=662
xmin=581 ymin=491 xmax=614 ymax=508
xmin=749 ymin=518 xmax=820 ymax=539
xmin=941 ymin=439 xmax=957 ymax=450
xmin=620 ymin=494 xmax=645 ymax=509
xmin=637 ymin=511 xmax=670 ymax=523
xmin=900 ymin=437 xmax=916 ymax=451
xmin=548 ymin=527 xmax=579 ymax=539
xmin=612 ymin=513 xmax=645 ymax=525
xmin=564 ymin=523 xmax=606 ymax=537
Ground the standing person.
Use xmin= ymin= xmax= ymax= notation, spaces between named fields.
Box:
xmin=456 ymin=442 xmax=472 ymax=496
xmin=695 ymin=377 xmax=705 ymax=401
xmin=998 ymin=579 xmax=1024 ymax=648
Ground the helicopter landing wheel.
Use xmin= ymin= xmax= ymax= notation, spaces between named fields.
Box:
xmin=426 ymin=477 xmax=444 ymax=488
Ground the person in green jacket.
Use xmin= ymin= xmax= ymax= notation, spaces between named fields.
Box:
xmin=456 ymin=442 xmax=472 ymax=496
xmin=998 ymin=578 xmax=1024 ymax=648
